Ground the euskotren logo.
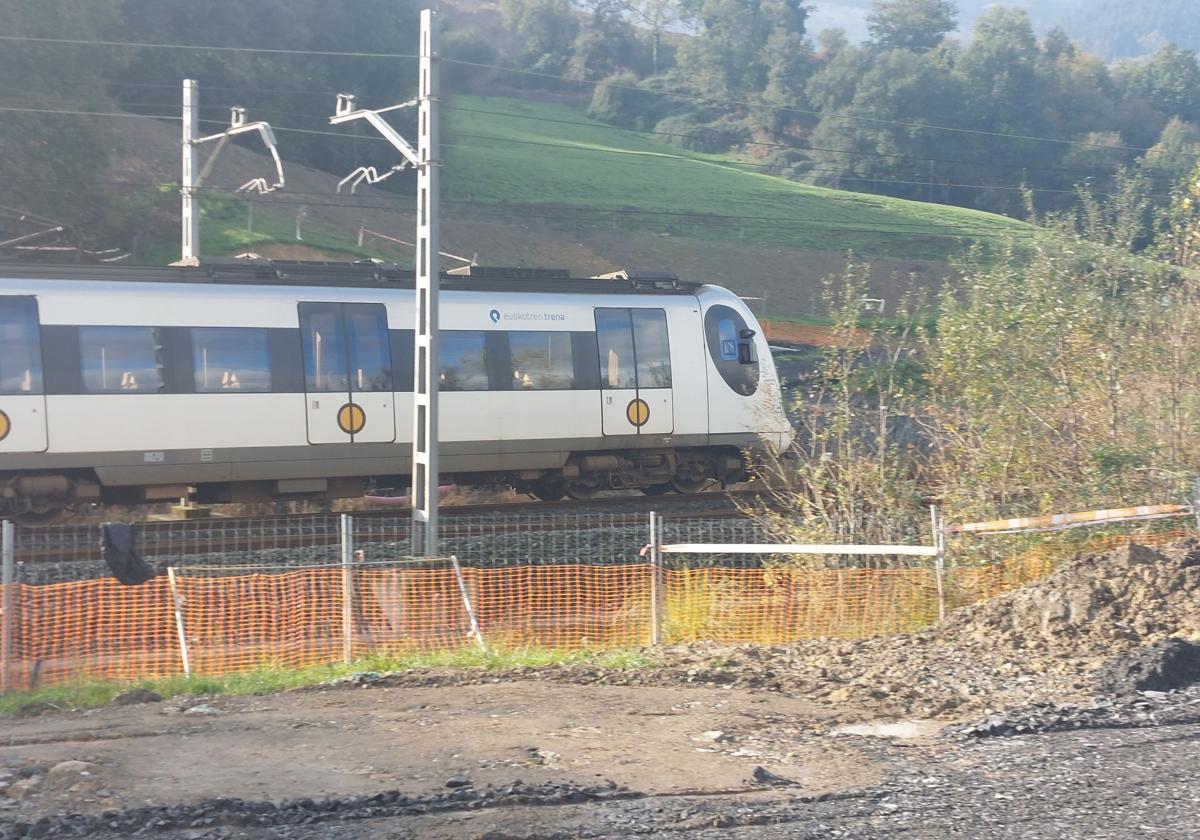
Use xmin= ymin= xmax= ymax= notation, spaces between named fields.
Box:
xmin=489 ymin=309 xmax=501 ymax=323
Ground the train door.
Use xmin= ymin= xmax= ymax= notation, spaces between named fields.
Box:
xmin=595 ymin=307 xmax=674 ymax=436
xmin=0 ymin=297 xmax=48 ymax=454
xmin=299 ymin=302 xmax=396 ymax=444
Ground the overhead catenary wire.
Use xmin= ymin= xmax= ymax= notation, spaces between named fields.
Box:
xmin=0 ymin=84 xmax=1135 ymax=182
xmin=12 ymin=180 xmax=1014 ymax=240
xmin=443 ymin=104 xmax=1134 ymax=180
xmin=0 ymin=33 xmax=417 ymax=60
xmin=0 ymin=100 xmax=1165 ymax=204
xmin=438 ymin=57 xmax=1156 ymax=154
xmin=0 ymin=32 xmax=1155 ymax=153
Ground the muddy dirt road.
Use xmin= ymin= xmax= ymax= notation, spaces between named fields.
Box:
xmin=2 ymin=676 xmax=1199 ymax=839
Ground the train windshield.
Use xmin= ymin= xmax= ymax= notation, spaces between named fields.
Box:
xmin=0 ymin=297 xmax=43 ymax=395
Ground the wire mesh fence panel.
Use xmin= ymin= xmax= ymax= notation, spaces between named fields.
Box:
xmin=660 ymin=564 xmax=942 ymax=643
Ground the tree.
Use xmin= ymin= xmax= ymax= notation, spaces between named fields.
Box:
xmin=568 ymin=0 xmax=638 ymax=80
xmin=629 ymin=0 xmax=681 ymax=73
xmin=1140 ymin=118 xmax=1200 ymax=197
xmin=676 ymin=0 xmax=810 ymax=100
xmin=1116 ymin=44 xmax=1200 ymax=123
xmin=500 ymin=0 xmax=580 ymax=73
xmin=866 ymin=0 xmax=956 ymax=54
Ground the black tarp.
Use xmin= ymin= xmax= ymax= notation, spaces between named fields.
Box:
xmin=100 ymin=523 xmax=157 ymax=585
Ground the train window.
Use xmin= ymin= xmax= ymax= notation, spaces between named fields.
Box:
xmin=717 ymin=318 xmax=739 ymax=361
xmin=704 ymin=305 xmax=760 ymax=396
xmin=509 ymin=331 xmax=573 ymax=390
xmin=345 ymin=304 xmax=392 ymax=392
xmin=594 ymin=309 xmax=637 ymax=390
xmin=79 ymin=326 xmax=164 ymax=393
xmin=440 ymin=331 xmax=489 ymax=391
xmin=631 ymin=309 xmax=672 ymax=388
xmin=299 ymin=304 xmax=348 ymax=393
xmin=0 ymin=297 xmax=43 ymax=395
xmin=190 ymin=328 xmax=271 ymax=392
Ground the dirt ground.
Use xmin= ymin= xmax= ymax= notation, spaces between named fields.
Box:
xmin=2 ymin=676 xmax=1199 ymax=839
xmin=0 ymin=681 xmax=884 ymax=818
xmin=4 ymin=541 xmax=1200 ymax=838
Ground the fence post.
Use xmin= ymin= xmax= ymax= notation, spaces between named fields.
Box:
xmin=340 ymin=513 xmax=354 ymax=665
xmin=167 ymin=567 xmax=192 ymax=678
xmin=648 ymin=511 xmax=660 ymax=645
xmin=1191 ymin=479 xmax=1200 ymax=532
xmin=450 ymin=556 xmax=486 ymax=650
xmin=930 ymin=505 xmax=946 ymax=621
xmin=1 ymin=520 xmax=13 ymax=694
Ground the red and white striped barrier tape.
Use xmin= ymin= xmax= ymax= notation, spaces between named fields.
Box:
xmin=945 ymin=503 xmax=1192 ymax=536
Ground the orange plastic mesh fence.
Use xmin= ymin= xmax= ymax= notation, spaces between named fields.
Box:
xmin=3 ymin=528 xmax=1194 ymax=691
xmin=7 ymin=577 xmax=178 ymax=689
xmin=662 ymin=566 xmax=942 ymax=643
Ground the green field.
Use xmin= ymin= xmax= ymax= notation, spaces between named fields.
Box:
xmin=443 ymin=95 xmax=1032 ymax=262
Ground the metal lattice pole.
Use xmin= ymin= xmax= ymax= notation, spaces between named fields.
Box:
xmin=327 ymin=9 xmax=440 ymax=556
xmin=411 ymin=8 xmax=441 ymax=557
xmin=180 ymin=79 xmax=199 ymax=265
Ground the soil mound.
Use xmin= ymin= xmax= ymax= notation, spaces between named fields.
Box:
xmin=935 ymin=541 xmax=1200 ymax=659
xmin=638 ymin=539 xmax=1200 ymax=717
xmin=1093 ymin=639 xmax=1200 ymax=694
xmin=358 ymin=540 xmax=1200 ymax=721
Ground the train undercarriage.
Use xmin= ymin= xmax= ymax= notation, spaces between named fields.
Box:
xmin=0 ymin=446 xmax=749 ymax=524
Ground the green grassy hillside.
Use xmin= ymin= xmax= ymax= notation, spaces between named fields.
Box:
xmin=442 ymin=95 xmax=1031 ymax=263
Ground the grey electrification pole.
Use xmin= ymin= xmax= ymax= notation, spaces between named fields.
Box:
xmin=178 ymin=80 xmax=285 ymax=266
xmin=413 ymin=8 xmax=442 ymax=557
xmin=181 ymin=79 xmax=199 ymax=265
xmin=329 ymin=8 xmax=440 ymax=556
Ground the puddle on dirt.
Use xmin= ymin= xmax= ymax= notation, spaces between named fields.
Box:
xmin=832 ymin=720 xmax=940 ymax=740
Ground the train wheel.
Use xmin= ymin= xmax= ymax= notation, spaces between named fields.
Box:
xmin=529 ymin=479 xmax=566 ymax=502
xmin=640 ymin=483 xmax=674 ymax=496
xmin=565 ymin=478 xmax=602 ymax=499
xmin=671 ymin=476 xmax=711 ymax=495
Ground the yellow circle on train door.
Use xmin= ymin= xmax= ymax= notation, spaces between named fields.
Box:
xmin=337 ymin=402 xmax=366 ymax=435
xmin=626 ymin=398 xmax=650 ymax=428
xmin=0 ymin=410 xmax=9 ymax=442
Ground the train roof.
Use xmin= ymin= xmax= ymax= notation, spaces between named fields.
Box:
xmin=0 ymin=260 xmax=703 ymax=296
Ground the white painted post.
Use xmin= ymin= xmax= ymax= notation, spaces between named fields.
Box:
xmin=1 ymin=520 xmax=14 ymax=694
xmin=411 ymin=8 xmax=441 ymax=557
xmin=180 ymin=79 xmax=199 ymax=265
xmin=341 ymin=514 xmax=354 ymax=664
xmin=648 ymin=511 xmax=660 ymax=645
xmin=931 ymin=505 xmax=946 ymax=622
xmin=1191 ymin=479 xmax=1200 ymax=531
xmin=167 ymin=567 xmax=192 ymax=678
xmin=450 ymin=556 xmax=485 ymax=649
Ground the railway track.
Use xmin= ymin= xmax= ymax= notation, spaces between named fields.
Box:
xmin=12 ymin=490 xmax=765 ymax=564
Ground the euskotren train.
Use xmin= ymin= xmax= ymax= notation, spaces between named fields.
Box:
xmin=0 ymin=262 xmax=793 ymax=522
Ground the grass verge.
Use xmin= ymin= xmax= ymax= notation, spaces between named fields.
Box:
xmin=0 ymin=646 xmax=648 ymax=719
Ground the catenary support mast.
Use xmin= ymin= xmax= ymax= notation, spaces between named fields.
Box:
xmin=181 ymin=79 xmax=199 ymax=265
xmin=328 ymin=9 xmax=440 ymax=555
xmin=412 ymin=9 xmax=441 ymax=556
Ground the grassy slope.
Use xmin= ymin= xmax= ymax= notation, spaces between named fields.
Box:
xmin=443 ymin=95 xmax=1031 ymax=263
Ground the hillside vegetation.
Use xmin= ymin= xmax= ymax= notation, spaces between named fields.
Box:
xmin=443 ymin=95 xmax=1029 ymax=262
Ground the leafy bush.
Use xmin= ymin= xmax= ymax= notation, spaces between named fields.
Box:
xmin=761 ymin=148 xmax=814 ymax=180
xmin=587 ymin=73 xmax=662 ymax=129
xmin=653 ymin=114 xmax=749 ymax=153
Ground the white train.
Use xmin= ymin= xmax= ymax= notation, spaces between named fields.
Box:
xmin=0 ymin=261 xmax=793 ymax=521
